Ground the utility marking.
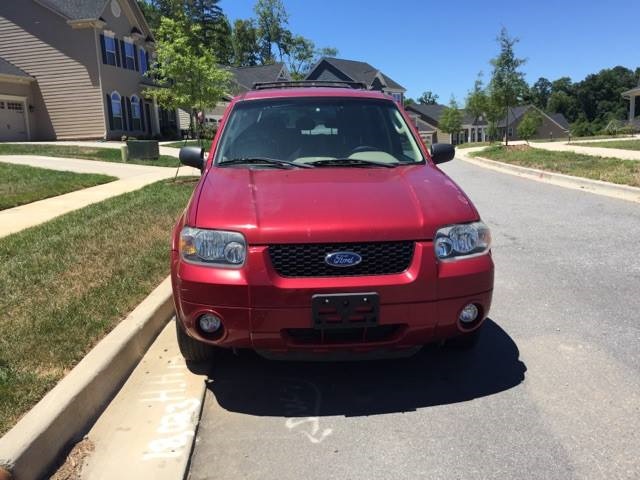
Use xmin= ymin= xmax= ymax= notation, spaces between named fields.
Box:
xmin=280 ymin=380 xmax=333 ymax=444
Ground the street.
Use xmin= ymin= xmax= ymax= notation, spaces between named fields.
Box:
xmin=188 ymin=159 xmax=640 ymax=480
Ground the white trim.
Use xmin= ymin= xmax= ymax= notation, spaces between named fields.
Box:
xmin=94 ymin=28 xmax=107 ymax=140
xmin=0 ymin=94 xmax=30 ymax=140
xmin=0 ymin=74 xmax=34 ymax=84
xmin=103 ymin=30 xmax=116 ymax=38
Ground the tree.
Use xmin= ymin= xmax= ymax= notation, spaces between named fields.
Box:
xmin=144 ymin=16 xmax=232 ymax=134
xmin=403 ymin=97 xmax=416 ymax=107
xmin=254 ymin=0 xmax=290 ymax=64
xmin=439 ymin=97 xmax=463 ymax=142
xmin=529 ymin=77 xmax=552 ymax=110
xmin=517 ymin=109 xmax=542 ymax=143
xmin=231 ymin=19 xmax=260 ymax=66
xmin=489 ymin=27 xmax=527 ymax=145
xmin=465 ymin=74 xmax=488 ymax=124
xmin=418 ymin=91 xmax=439 ymax=105
xmin=284 ymin=37 xmax=338 ymax=79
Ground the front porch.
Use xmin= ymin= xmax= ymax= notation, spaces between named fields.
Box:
xmin=622 ymin=86 xmax=640 ymax=126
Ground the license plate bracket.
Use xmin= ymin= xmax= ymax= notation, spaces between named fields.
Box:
xmin=311 ymin=292 xmax=379 ymax=329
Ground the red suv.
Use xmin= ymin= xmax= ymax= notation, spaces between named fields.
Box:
xmin=171 ymin=81 xmax=494 ymax=362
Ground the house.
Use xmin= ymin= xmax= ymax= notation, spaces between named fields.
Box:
xmin=498 ymin=105 xmax=569 ymax=141
xmin=0 ymin=0 xmax=181 ymax=141
xmin=205 ymin=63 xmax=291 ymax=126
xmin=622 ymin=84 xmax=640 ymax=130
xmin=305 ymin=57 xmax=406 ymax=104
xmin=405 ymin=103 xmax=488 ymax=145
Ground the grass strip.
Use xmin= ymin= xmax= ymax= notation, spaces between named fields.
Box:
xmin=473 ymin=145 xmax=640 ymax=188
xmin=577 ymin=139 xmax=640 ymax=151
xmin=0 ymin=162 xmax=115 ymax=210
xmin=0 ymin=178 xmax=197 ymax=435
xmin=0 ymin=144 xmax=179 ymax=167
xmin=163 ymin=140 xmax=212 ymax=149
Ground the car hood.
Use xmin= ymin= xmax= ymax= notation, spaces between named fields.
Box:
xmin=194 ymin=165 xmax=477 ymax=244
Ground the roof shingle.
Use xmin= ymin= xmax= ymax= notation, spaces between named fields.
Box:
xmin=307 ymin=57 xmax=405 ymax=92
xmin=35 ymin=0 xmax=109 ymax=20
xmin=0 ymin=56 xmax=32 ymax=78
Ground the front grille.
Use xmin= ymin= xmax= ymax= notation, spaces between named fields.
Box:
xmin=285 ymin=325 xmax=402 ymax=345
xmin=268 ymin=241 xmax=414 ymax=277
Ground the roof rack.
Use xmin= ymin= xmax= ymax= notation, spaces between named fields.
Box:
xmin=252 ymin=80 xmax=368 ymax=91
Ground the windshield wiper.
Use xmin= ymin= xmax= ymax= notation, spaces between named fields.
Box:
xmin=306 ymin=158 xmax=398 ymax=168
xmin=219 ymin=157 xmax=313 ymax=169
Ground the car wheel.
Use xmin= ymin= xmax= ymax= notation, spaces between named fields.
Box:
xmin=175 ymin=319 xmax=216 ymax=363
xmin=445 ymin=327 xmax=482 ymax=350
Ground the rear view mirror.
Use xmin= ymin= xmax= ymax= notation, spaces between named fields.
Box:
xmin=179 ymin=147 xmax=205 ymax=171
xmin=430 ymin=143 xmax=455 ymax=164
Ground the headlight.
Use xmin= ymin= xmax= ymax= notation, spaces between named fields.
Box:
xmin=434 ymin=222 xmax=491 ymax=260
xmin=180 ymin=227 xmax=247 ymax=267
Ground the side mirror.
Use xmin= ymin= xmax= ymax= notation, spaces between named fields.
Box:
xmin=179 ymin=146 xmax=205 ymax=171
xmin=430 ymin=143 xmax=455 ymax=165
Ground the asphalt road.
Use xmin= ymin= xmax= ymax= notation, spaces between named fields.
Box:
xmin=188 ymin=159 xmax=640 ymax=480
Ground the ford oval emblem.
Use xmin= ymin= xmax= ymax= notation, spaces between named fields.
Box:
xmin=325 ymin=251 xmax=362 ymax=268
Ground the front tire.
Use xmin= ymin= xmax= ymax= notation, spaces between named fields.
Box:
xmin=175 ymin=319 xmax=216 ymax=362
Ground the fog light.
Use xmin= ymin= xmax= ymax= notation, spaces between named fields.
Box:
xmin=459 ymin=304 xmax=479 ymax=324
xmin=198 ymin=313 xmax=222 ymax=333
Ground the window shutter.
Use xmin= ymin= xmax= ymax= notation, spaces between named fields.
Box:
xmin=121 ymin=96 xmax=128 ymax=131
xmin=126 ymin=97 xmax=133 ymax=131
xmin=114 ymin=39 xmax=121 ymax=67
xmin=133 ymin=45 xmax=139 ymax=71
xmin=106 ymin=94 xmax=114 ymax=130
xmin=100 ymin=34 xmax=107 ymax=64
xmin=120 ymin=40 xmax=127 ymax=69
xmin=140 ymin=100 xmax=146 ymax=132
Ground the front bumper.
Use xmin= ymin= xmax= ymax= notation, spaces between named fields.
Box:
xmin=171 ymin=241 xmax=494 ymax=353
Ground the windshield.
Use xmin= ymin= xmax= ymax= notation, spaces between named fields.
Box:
xmin=214 ymin=97 xmax=424 ymax=166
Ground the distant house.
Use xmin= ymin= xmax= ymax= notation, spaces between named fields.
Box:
xmin=204 ymin=63 xmax=291 ymax=126
xmin=305 ymin=57 xmax=406 ymax=104
xmin=0 ymin=0 xmax=183 ymax=141
xmin=498 ymin=105 xmax=569 ymax=141
xmin=405 ymin=103 xmax=488 ymax=145
xmin=622 ymin=84 xmax=640 ymax=130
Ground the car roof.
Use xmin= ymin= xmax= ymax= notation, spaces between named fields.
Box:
xmin=236 ymin=87 xmax=393 ymax=102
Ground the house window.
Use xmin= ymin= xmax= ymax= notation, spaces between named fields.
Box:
xmin=0 ymin=102 xmax=4 ymax=109
xmin=131 ymin=95 xmax=142 ymax=130
xmin=508 ymin=127 xmax=513 ymax=138
xmin=104 ymin=35 xmax=117 ymax=66
xmin=124 ymin=41 xmax=136 ymax=70
xmin=111 ymin=91 xmax=123 ymax=130
xmin=391 ymin=92 xmax=402 ymax=103
xmin=7 ymin=102 xmax=24 ymax=112
xmin=139 ymin=48 xmax=147 ymax=74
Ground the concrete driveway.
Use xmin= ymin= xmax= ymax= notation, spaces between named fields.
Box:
xmin=188 ymin=158 xmax=640 ymax=480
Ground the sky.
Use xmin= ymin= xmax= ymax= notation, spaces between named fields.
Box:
xmin=219 ymin=0 xmax=640 ymax=104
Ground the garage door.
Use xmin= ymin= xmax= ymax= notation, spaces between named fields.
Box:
xmin=0 ymin=99 xmax=28 ymax=141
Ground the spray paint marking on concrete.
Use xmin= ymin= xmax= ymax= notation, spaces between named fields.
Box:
xmin=140 ymin=355 xmax=203 ymax=461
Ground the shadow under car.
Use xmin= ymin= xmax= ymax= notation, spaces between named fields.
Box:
xmin=199 ymin=319 xmax=526 ymax=418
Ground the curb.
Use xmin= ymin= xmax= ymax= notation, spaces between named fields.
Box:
xmin=458 ymin=154 xmax=640 ymax=204
xmin=0 ymin=277 xmax=174 ymax=480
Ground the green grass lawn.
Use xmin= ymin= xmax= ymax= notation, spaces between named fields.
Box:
xmin=163 ymin=139 xmax=212 ymax=149
xmin=474 ymin=145 xmax=640 ymax=187
xmin=0 ymin=144 xmax=179 ymax=167
xmin=530 ymin=134 xmax=635 ymax=143
xmin=0 ymin=178 xmax=197 ymax=435
xmin=0 ymin=162 xmax=115 ymax=210
xmin=576 ymin=139 xmax=640 ymax=151
xmin=456 ymin=142 xmax=499 ymax=149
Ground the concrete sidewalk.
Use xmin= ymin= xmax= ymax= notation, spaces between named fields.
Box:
xmin=531 ymin=140 xmax=640 ymax=160
xmin=0 ymin=155 xmax=199 ymax=238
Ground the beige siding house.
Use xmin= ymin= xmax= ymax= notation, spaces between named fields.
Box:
xmin=0 ymin=0 xmax=179 ymax=141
